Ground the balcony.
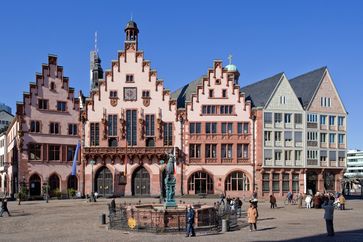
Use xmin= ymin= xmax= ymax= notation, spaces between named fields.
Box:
xmin=285 ymin=160 xmax=294 ymax=166
xmin=274 ymin=123 xmax=283 ymax=129
xmin=338 ymin=144 xmax=345 ymax=149
xmin=329 ymin=125 xmax=337 ymax=131
xmin=222 ymin=158 xmax=233 ymax=164
xmin=321 ymin=160 xmax=328 ymax=167
xmin=285 ymin=140 xmax=293 ymax=147
xmin=307 ymin=159 xmax=318 ymax=166
xmin=264 ymin=159 xmax=273 ymax=166
xmin=206 ymin=158 xmax=218 ymax=164
xmin=264 ymin=123 xmax=273 ymax=128
xmin=284 ymin=123 xmax=293 ymax=129
xmin=295 ymin=123 xmax=303 ymax=129
xmin=320 ymin=124 xmax=328 ymax=130
xmin=338 ymin=125 xmax=345 ymax=131
xmin=330 ymin=161 xmax=337 ymax=167
xmin=275 ymin=160 xmax=284 ymax=166
xmin=329 ymin=143 xmax=337 ymax=149
xmin=320 ymin=142 xmax=328 ymax=148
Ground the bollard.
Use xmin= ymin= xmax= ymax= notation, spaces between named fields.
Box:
xmin=221 ymin=219 xmax=228 ymax=233
xmin=100 ymin=213 xmax=106 ymax=225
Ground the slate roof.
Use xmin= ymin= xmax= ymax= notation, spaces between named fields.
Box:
xmin=240 ymin=73 xmax=284 ymax=108
xmin=289 ymin=67 xmax=327 ymax=108
xmin=171 ymin=75 xmax=206 ymax=108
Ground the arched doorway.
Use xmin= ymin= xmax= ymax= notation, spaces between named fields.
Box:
xmin=67 ymin=175 xmax=78 ymax=190
xmin=306 ymin=171 xmax=317 ymax=195
xmin=95 ymin=166 xmax=113 ymax=197
xmin=188 ymin=171 xmax=214 ymax=195
xmin=132 ymin=166 xmax=150 ymax=196
xmin=49 ymin=174 xmax=60 ymax=197
xmin=324 ymin=171 xmax=335 ymax=192
xmin=225 ymin=171 xmax=250 ymax=191
xmin=29 ymin=174 xmax=41 ymax=196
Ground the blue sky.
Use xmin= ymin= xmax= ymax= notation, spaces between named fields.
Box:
xmin=0 ymin=0 xmax=362 ymax=149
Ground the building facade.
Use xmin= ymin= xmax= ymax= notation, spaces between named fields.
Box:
xmin=0 ymin=108 xmax=14 ymax=132
xmin=81 ymin=21 xmax=180 ymax=197
xmin=344 ymin=150 xmax=363 ymax=193
xmin=10 ymin=55 xmax=81 ymax=198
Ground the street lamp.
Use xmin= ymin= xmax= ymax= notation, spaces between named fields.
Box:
xmin=90 ymin=159 xmax=95 ymax=202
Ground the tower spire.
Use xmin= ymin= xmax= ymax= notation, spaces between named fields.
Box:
xmin=95 ymin=31 xmax=98 ymax=54
xmin=228 ymin=54 xmax=232 ymax=65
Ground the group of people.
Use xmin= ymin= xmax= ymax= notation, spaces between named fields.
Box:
xmin=306 ymin=192 xmax=346 ymax=210
xmin=218 ymin=195 xmax=243 ymax=217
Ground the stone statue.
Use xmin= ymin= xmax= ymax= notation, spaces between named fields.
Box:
xmin=162 ymin=153 xmax=177 ymax=208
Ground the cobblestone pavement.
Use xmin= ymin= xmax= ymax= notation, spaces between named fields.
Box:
xmin=0 ymin=197 xmax=363 ymax=242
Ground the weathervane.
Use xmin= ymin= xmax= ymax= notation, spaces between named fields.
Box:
xmin=94 ymin=31 xmax=98 ymax=54
xmin=228 ymin=54 xmax=233 ymax=65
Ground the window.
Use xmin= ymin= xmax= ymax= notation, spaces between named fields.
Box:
xmin=48 ymin=145 xmax=60 ymax=160
xmin=221 ymin=122 xmax=233 ymax=134
xmin=28 ymin=143 xmax=41 ymax=160
xmin=205 ymin=144 xmax=217 ymax=158
xmin=292 ymin=174 xmax=299 ymax=192
xmin=205 ymin=122 xmax=217 ymax=134
xmin=338 ymin=134 xmax=344 ymax=144
xmin=68 ymin=124 xmax=78 ymax=136
xmin=307 ymin=132 xmax=318 ymax=141
xmin=338 ymin=116 xmax=344 ymax=126
xmin=90 ymin=122 xmax=100 ymax=146
xmin=320 ymin=115 xmax=326 ymax=125
xmin=238 ymin=122 xmax=249 ymax=134
xmin=320 ymin=152 xmax=327 ymax=162
xmin=189 ymin=122 xmax=201 ymax=134
xmin=202 ymin=105 xmax=217 ymax=115
xmin=50 ymin=82 xmax=55 ymax=90
xmin=307 ymin=150 xmax=318 ymax=159
xmin=284 ymin=113 xmax=292 ymax=123
xmin=282 ymin=173 xmax=289 ymax=191
xmin=67 ymin=146 xmax=76 ymax=161
xmin=274 ymin=113 xmax=282 ymax=123
xmin=225 ymin=171 xmax=250 ymax=191
xmin=275 ymin=131 xmax=282 ymax=141
xmin=57 ymin=101 xmax=67 ymax=112
xmin=189 ymin=144 xmax=201 ymax=158
xmin=221 ymin=144 xmax=233 ymax=159
xmin=262 ymin=173 xmax=270 ymax=192
xmin=284 ymin=131 xmax=292 ymax=141
xmin=126 ymin=74 xmax=134 ymax=83
xmin=285 ymin=150 xmax=292 ymax=160
xmin=237 ymin=144 xmax=249 ymax=159
xmin=280 ymin=96 xmax=286 ymax=104
xmin=163 ymin=123 xmax=173 ymax=146
xmin=329 ymin=116 xmax=335 ymax=126
xmin=320 ymin=133 xmax=326 ymax=143
xmin=38 ymin=99 xmax=49 ymax=110
xmin=294 ymin=131 xmax=302 ymax=142
xmin=320 ymin=97 xmax=331 ymax=107
xmin=108 ymin=114 xmax=118 ymax=137
xmin=264 ymin=131 xmax=271 ymax=141
xmin=145 ymin=114 xmax=155 ymax=136
xmin=329 ymin=133 xmax=335 ymax=144
xmin=126 ymin=110 xmax=137 ymax=146
xmin=295 ymin=150 xmax=302 ymax=161
xmin=275 ymin=150 xmax=282 ymax=160
xmin=264 ymin=149 xmax=272 ymax=161
xmin=264 ymin=112 xmax=272 ymax=124
xmin=294 ymin=113 xmax=302 ymax=124
xmin=209 ymin=89 xmax=214 ymax=98
xmin=307 ymin=113 xmax=317 ymax=123
xmin=49 ymin=122 xmax=60 ymax=134
xmin=222 ymin=89 xmax=227 ymax=98
xmin=272 ymin=173 xmax=280 ymax=192
xmin=142 ymin=90 xmax=150 ymax=98
xmin=30 ymin=121 xmax=40 ymax=133
xmin=110 ymin=90 xmax=118 ymax=98
xmin=219 ymin=105 xmax=233 ymax=115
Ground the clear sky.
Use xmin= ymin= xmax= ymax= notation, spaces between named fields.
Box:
xmin=0 ymin=0 xmax=362 ymax=149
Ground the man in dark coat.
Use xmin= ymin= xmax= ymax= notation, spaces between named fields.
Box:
xmin=0 ymin=198 xmax=11 ymax=217
xmin=186 ymin=205 xmax=195 ymax=237
xmin=322 ymin=197 xmax=335 ymax=236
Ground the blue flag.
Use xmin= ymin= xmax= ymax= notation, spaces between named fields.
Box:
xmin=71 ymin=142 xmax=81 ymax=176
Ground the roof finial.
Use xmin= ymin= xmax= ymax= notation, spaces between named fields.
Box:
xmin=228 ymin=54 xmax=232 ymax=65
xmin=131 ymin=12 xmax=133 ymax=21
xmin=94 ymin=31 xmax=98 ymax=54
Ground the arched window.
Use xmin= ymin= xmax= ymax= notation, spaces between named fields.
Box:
xmin=225 ymin=171 xmax=250 ymax=191
xmin=67 ymin=175 xmax=78 ymax=190
xmin=188 ymin=171 xmax=213 ymax=194
xmin=29 ymin=174 xmax=41 ymax=196
xmin=49 ymin=174 xmax=60 ymax=195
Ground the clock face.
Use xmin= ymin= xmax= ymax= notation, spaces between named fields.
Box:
xmin=124 ymin=87 xmax=137 ymax=101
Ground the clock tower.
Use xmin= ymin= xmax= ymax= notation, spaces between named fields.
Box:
xmin=124 ymin=20 xmax=139 ymax=51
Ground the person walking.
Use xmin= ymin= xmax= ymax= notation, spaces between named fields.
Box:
xmin=186 ymin=205 xmax=195 ymax=237
xmin=219 ymin=193 xmax=225 ymax=205
xmin=247 ymin=202 xmax=258 ymax=231
xmin=269 ymin=194 xmax=277 ymax=209
xmin=236 ymin=197 xmax=243 ymax=217
xmin=305 ymin=194 xmax=312 ymax=209
xmin=297 ymin=193 xmax=303 ymax=208
xmin=322 ymin=197 xmax=335 ymax=237
xmin=338 ymin=194 xmax=346 ymax=210
xmin=0 ymin=198 xmax=11 ymax=217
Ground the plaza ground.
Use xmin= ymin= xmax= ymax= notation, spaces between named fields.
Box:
xmin=0 ymin=197 xmax=363 ymax=242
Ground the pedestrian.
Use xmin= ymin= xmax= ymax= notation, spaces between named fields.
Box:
xmin=305 ymin=194 xmax=312 ymax=209
xmin=287 ymin=191 xmax=293 ymax=204
xmin=186 ymin=205 xmax=195 ymax=237
xmin=297 ymin=193 xmax=303 ymax=208
xmin=322 ymin=197 xmax=335 ymax=237
xmin=219 ymin=193 xmax=225 ymax=205
xmin=110 ymin=198 xmax=116 ymax=214
xmin=236 ymin=197 xmax=243 ymax=217
xmin=338 ymin=194 xmax=346 ymax=210
xmin=247 ymin=202 xmax=258 ymax=231
xmin=0 ymin=198 xmax=11 ymax=217
xmin=252 ymin=190 xmax=258 ymax=199
xmin=269 ymin=194 xmax=276 ymax=209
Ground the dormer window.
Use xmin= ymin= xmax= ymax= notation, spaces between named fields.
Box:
xmin=222 ymin=89 xmax=227 ymax=98
xmin=110 ymin=90 xmax=118 ymax=98
xmin=57 ymin=101 xmax=67 ymax=112
xmin=209 ymin=89 xmax=214 ymax=98
xmin=126 ymin=74 xmax=134 ymax=83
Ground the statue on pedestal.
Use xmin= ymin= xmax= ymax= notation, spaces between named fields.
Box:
xmin=162 ymin=153 xmax=177 ymax=208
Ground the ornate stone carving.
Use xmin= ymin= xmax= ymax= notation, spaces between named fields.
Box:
xmin=157 ymin=118 xmax=163 ymax=140
xmin=139 ymin=118 xmax=145 ymax=140
xmin=102 ymin=118 xmax=108 ymax=140
xmin=110 ymin=98 xmax=118 ymax=107
xmin=142 ymin=97 xmax=150 ymax=107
